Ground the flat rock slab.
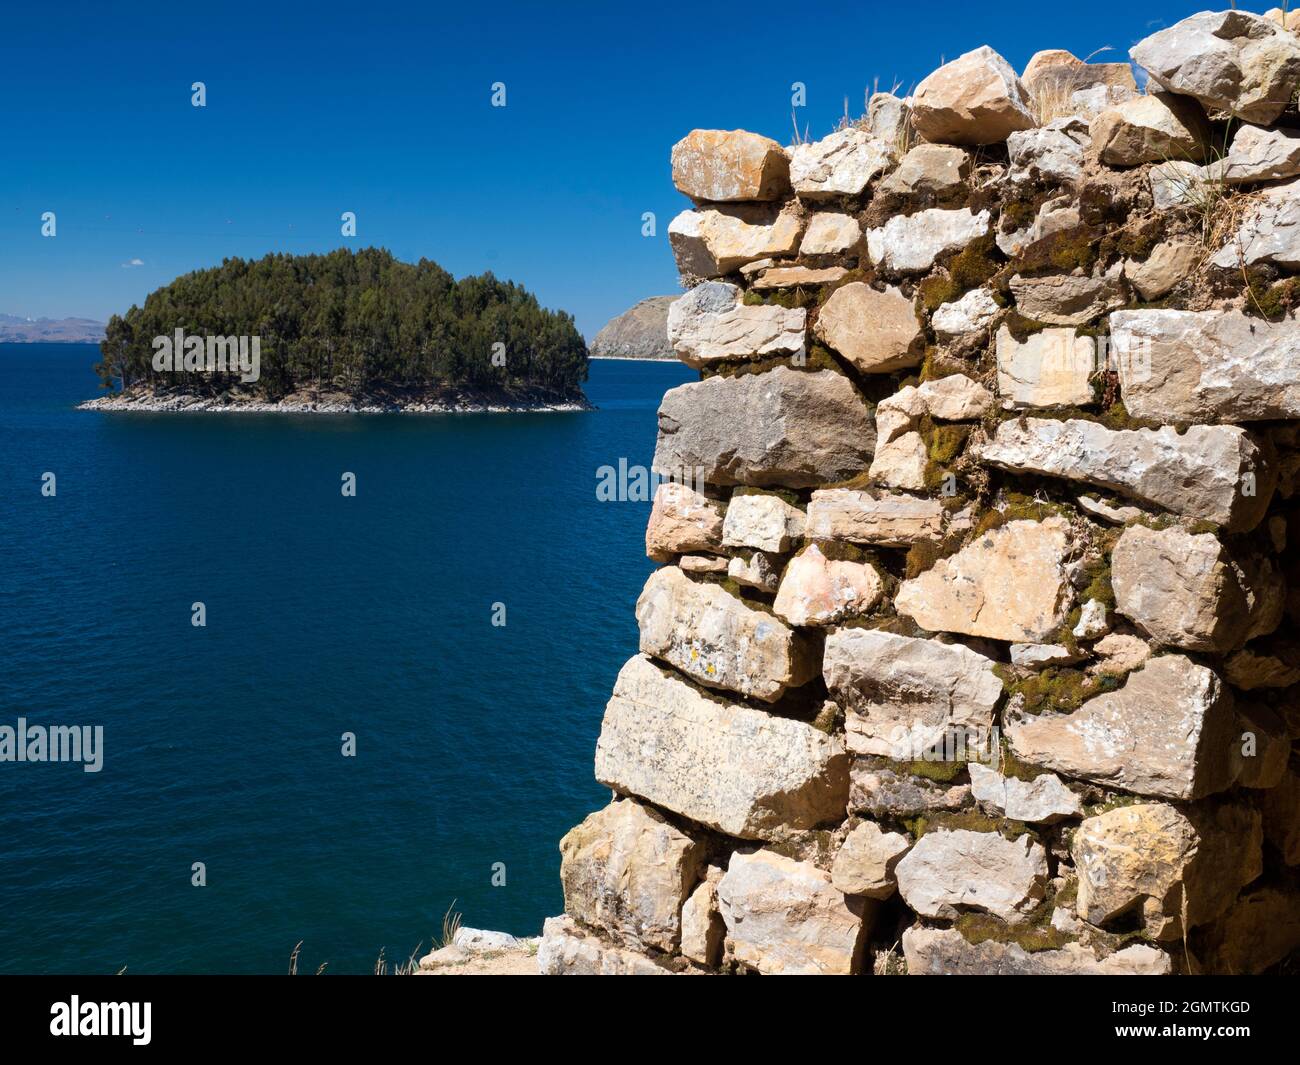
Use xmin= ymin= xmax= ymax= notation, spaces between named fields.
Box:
xmin=671 ymin=129 xmax=791 ymax=203
xmin=594 ymin=655 xmax=849 ymax=840
xmin=894 ymin=516 xmax=1074 ymax=643
xmin=667 ymin=282 xmax=805 ymax=368
xmin=975 ymin=418 xmax=1275 ymax=532
xmin=902 ymin=926 xmax=1170 ymax=975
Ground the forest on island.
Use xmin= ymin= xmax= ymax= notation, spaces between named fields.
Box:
xmin=94 ymin=248 xmax=589 ymax=397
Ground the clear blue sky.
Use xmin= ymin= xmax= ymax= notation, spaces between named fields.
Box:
xmin=1 ymin=0 xmax=1199 ymax=339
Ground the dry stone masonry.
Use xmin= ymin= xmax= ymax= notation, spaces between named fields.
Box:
xmin=544 ymin=9 xmax=1300 ymax=975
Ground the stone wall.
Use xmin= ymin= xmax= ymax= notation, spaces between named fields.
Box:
xmin=542 ymin=9 xmax=1300 ymax=975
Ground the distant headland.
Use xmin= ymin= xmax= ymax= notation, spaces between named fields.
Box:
xmin=80 ymin=248 xmax=591 ymax=413
xmin=1 ymin=314 xmax=106 ymax=344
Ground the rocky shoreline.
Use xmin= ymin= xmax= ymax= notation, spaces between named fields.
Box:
xmin=77 ymin=386 xmax=592 ymax=414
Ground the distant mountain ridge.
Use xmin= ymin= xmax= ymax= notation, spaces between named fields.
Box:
xmin=0 ymin=314 xmax=106 ymax=343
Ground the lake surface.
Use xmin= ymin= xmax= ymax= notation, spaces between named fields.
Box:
xmin=0 ymin=345 xmax=694 ymax=974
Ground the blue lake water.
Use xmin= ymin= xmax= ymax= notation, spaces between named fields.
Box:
xmin=0 ymin=344 xmax=694 ymax=974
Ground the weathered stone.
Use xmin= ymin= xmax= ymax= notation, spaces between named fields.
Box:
xmin=868 ymin=431 xmax=930 ymax=491
xmin=538 ymin=915 xmax=671 ymax=976
xmin=895 ymin=516 xmax=1074 ymax=643
xmin=1073 ymin=598 xmax=1110 ymax=640
xmin=635 ymin=566 xmax=815 ymax=702
xmin=1007 ymin=122 xmax=1088 ymax=184
xmin=668 ymin=203 xmax=804 ymax=278
xmin=998 ymin=193 xmax=1082 ymax=256
xmin=678 ymin=553 xmax=727 ymax=575
xmin=671 ymin=129 xmax=791 ymax=203
xmin=799 ymin=211 xmax=862 ymax=258
xmin=559 ymin=799 xmax=703 ymax=952
xmin=1149 ymin=159 xmax=1205 ymax=210
xmin=1111 ymin=307 xmax=1300 ymax=422
xmin=721 ymin=491 xmax=805 ymax=552
xmin=967 ymin=763 xmax=1082 ymax=823
xmin=902 ymin=926 xmax=1171 ymax=975
xmin=789 ymin=127 xmax=892 ymax=199
xmin=772 ymin=544 xmax=883 ymax=627
xmin=1090 ymin=92 xmax=1209 ymax=165
xmin=667 ymin=281 xmax=805 ymax=368
xmin=594 ymin=655 xmax=849 ymax=840
xmin=975 ymin=418 xmax=1275 ymax=531
xmin=750 ymin=264 xmax=848 ymax=290
xmin=653 ymin=367 xmax=875 ymax=489
xmin=1199 ymin=885 xmax=1300 ymax=974
xmin=1221 ymin=123 xmax=1300 ymax=185
xmin=1021 ymin=49 xmax=1139 ymax=120
xmin=1124 ymin=240 xmax=1198 ymax=300
xmin=1226 ymin=643 xmax=1300 ymax=689
xmin=850 ymin=762 xmax=972 ymax=817
xmin=932 ymin=287 xmax=1000 ymax=339
xmin=727 ymin=550 xmax=782 ymax=593
xmin=591 ymin=295 xmax=676 ymax=360
xmin=814 ymin=282 xmax=923 ymax=373
xmin=1260 ymin=768 xmax=1300 ymax=865
xmin=824 ymin=628 xmax=1003 ymax=758
xmin=1210 ymin=178 xmax=1300 ymax=270
xmin=1010 ymin=642 xmax=1085 ymax=669
xmin=1077 ymin=495 xmax=1145 ymax=525
xmin=718 ymin=850 xmax=870 ymax=974
xmin=806 ymin=487 xmax=944 ymax=546
xmin=866 ymin=207 xmax=992 ymax=274
xmin=996 ymin=325 xmax=1096 ymax=408
xmin=911 ymin=46 xmax=1037 ymax=145
xmin=1111 ymin=524 xmax=1265 ymax=652
xmin=1072 ymin=802 xmax=1263 ymax=940
xmin=878 ymin=143 xmax=970 ymax=197
xmin=895 ymin=829 xmax=1048 ymax=923
xmin=1132 ymin=10 xmax=1300 ymax=125
xmin=1008 ymin=267 xmax=1125 ymax=326
xmin=868 ymin=91 xmax=913 ymax=149
xmin=1006 ymin=655 xmax=1239 ymax=800
xmin=831 ymin=821 xmax=911 ymax=899
xmin=1089 ymin=632 xmax=1152 ymax=677
xmin=679 ymin=865 xmax=725 ymax=968
xmin=916 ymin=374 xmax=995 ymax=420
xmin=645 ymin=481 xmax=725 ymax=562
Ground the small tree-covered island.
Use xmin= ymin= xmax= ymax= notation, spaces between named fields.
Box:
xmin=80 ymin=248 xmax=591 ymax=412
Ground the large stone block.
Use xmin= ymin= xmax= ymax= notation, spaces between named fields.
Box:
xmin=1110 ymin=308 xmax=1300 ymax=422
xmin=594 ymin=655 xmax=849 ymax=840
xmin=717 ymin=850 xmax=870 ymax=974
xmin=788 ymin=128 xmax=892 ymax=199
xmin=975 ymin=418 xmax=1275 ymax=532
xmin=911 ymin=46 xmax=1037 ymax=145
xmin=814 ymin=282 xmax=923 ymax=373
xmin=1072 ymin=802 xmax=1263 ymax=941
xmin=635 ymin=566 xmax=816 ymax=702
xmin=866 ymin=207 xmax=993 ymax=274
xmin=538 ymin=915 xmax=672 ymax=975
xmin=671 ymin=129 xmax=791 ymax=202
xmin=823 ymin=628 xmax=1002 ymax=758
xmin=653 ymin=367 xmax=875 ymax=489
xmin=806 ymin=488 xmax=945 ymax=546
xmin=1006 ymin=655 xmax=1239 ymax=800
xmin=668 ymin=203 xmax=803 ymax=278
xmin=894 ymin=516 xmax=1074 ymax=643
xmin=894 ymin=829 xmax=1048 ymax=923
xmin=1131 ymin=10 xmax=1300 ymax=125
xmin=667 ymin=282 xmax=805 ymax=368
xmin=559 ymin=799 xmax=703 ymax=953
xmin=645 ymin=481 xmax=725 ymax=561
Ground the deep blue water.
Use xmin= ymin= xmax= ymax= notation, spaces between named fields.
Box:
xmin=0 ymin=345 xmax=693 ymax=974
